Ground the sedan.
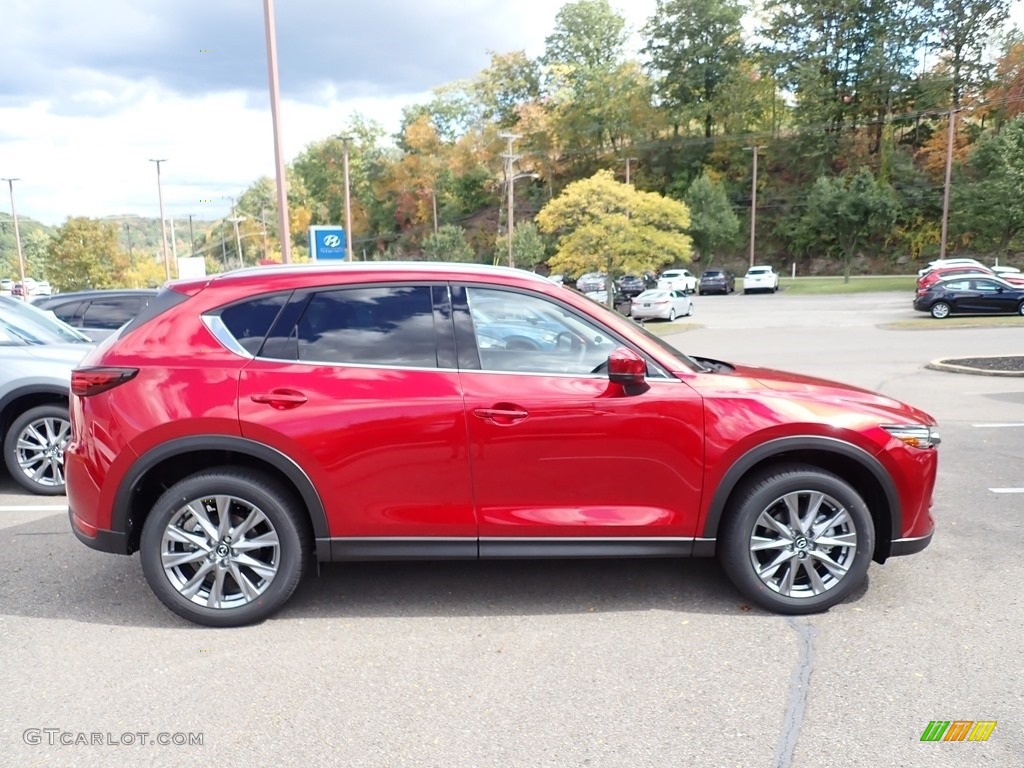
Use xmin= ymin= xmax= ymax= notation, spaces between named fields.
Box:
xmin=914 ymin=276 xmax=1024 ymax=318
xmin=698 ymin=269 xmax=735 ymax=295
xmin=576 ymin=272 xmax=608 ymax=293
xmin=631 ymin=289 xmax=693 ymax=321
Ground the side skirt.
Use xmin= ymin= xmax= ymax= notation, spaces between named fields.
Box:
xmin=321 ymin=537 xmax=718 ymax=562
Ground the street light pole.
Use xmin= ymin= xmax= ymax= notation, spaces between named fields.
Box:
xmin=2 ymin=178 xmax=27 ymax=301
xmin=263 ymin=0 xmax=292 ymax=263
xmin=149 ymin=159 xmax=170 ymax=280
xmin=341 ymin=136 xmax=354 ymax=261
xmin=499 ymin=132 xmax=522 ymax=268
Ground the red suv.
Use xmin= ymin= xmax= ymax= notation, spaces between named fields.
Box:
xmin=67 ymin=263 xmax=939 ymax=626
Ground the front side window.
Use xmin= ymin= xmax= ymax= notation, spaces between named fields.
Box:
xmin=466 ymin=287 xmax=626 ymax=376
xmin=295 ymin=285 xmax=437 ymax=367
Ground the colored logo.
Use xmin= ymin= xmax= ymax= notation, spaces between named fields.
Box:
xmin=323 ymin=235 xmax=341 ymax=248
xmin=920 ymin=721 xmax=996 ymax=742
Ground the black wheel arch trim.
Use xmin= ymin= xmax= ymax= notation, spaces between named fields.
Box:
xmin=0 ymin=385 xmax=70 ymax=416
xmin=701 ymin=436 xmax=902 ymax=544
xmin=112 ymin=435 xmax=330 ymax=546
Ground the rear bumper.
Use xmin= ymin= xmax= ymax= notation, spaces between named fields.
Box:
xmin=69 ymin=507 xmax=130 ymax=555
xmin=889 ymin=530 xmax=933 ymax=557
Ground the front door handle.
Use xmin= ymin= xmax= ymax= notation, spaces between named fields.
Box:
xmin=250 ymin=390 xmax=308 ymax=409
xmin=473 ymin=406 xmax=529 ymax=425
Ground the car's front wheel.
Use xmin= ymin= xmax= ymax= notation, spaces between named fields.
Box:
xmin=718 ymin=464 xmax=874 ymax=614
xmin=4 ymin=404 xmax=71 ymax=495
xmin=140 ymin=468 xmax=310 ymax=627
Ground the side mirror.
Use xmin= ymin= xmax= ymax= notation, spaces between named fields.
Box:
xmin=607 ymin=347 xmax=647 ymax=386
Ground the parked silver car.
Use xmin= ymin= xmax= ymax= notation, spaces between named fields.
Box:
xmin=0 ymin=297 xmax=93 ymax=494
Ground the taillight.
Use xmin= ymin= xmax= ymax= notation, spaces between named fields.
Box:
xmin=71 ymin=367 xmax=139 ymax=397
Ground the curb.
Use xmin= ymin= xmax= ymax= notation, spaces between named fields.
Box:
xmin=926 ymin=355 xmax=1024 ymax=377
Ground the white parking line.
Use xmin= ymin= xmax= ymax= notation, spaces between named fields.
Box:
xmin=972 ymin=423 xmax=1024 ymax=428
xmin=989 ymin=488 xmax=1024 ymax=494
xmin=0 ymin=505 xmax=68 ymax=512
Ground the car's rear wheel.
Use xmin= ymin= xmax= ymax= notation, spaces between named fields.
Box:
xmin=140 ymin=468 xmax=309 ymax=627
xmin=718 ymin=464 xmax=874 ymax=614
xmin=1018 ymin=301 xmax=1024 ymax=316
xmin=930 ymin=301 xmax=951 ymax=319
xmin=4 ymin=404 xmax=70 ymax=495
xmin=669 ymin=308 xmax=677 ymax=321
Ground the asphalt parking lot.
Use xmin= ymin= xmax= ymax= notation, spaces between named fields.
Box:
xmin=1 ymin=290 xmax=1021 ymax=768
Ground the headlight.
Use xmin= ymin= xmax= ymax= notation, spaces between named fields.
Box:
xmin=881 ymin=424 xmax=941 ymax=449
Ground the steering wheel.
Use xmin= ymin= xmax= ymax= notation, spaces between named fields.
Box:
xmin=556 ymin=331 xmax=587 ymax=363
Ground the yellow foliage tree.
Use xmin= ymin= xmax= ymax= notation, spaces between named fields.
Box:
xmin=536 ymin=170 xmax=693 ymax=304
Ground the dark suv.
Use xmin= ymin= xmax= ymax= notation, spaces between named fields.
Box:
xmin=698 ymin=270 xmax=735 ymax=295
xmin=68 ymin=263 xmax=939 ymax=626
xmin=34 ymin=289 xmax=158 ymax=341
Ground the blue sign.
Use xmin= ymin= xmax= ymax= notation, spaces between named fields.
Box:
xmin=309 ymin=226 xmax=347 ymax=261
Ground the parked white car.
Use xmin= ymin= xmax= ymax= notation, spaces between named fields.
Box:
xmin=630 ymin=289 xmax=693 ymax=321
xmin=917 ymin=258 xmax=985 ymax=277
xmin=743 ymin=265 xmax=780 ymax=294
xmin=656 ymin=268 xmax=696 ymax=293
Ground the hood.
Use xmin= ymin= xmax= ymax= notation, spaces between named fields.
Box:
xmin=734 ymin=363 xmax=935 ymax=425
xmin=22 ymin=343 xmax=96 ymax=365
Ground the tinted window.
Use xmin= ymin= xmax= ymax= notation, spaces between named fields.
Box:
xmin=220 ymin=293 xmax=288 ymax=355
xmin=972 ymin=280 xmax=1001 ymax=292
xmin=295 ymin=286 xmax=436 ymax=367
xmin=82 ymin=298 xmax=141 ymax=329
xmin=941 ymin=280 xmax=970 ymax=291
xmin=49 ymin=300 xmax=85 ymax=323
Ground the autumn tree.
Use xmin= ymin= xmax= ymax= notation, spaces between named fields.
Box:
xmin=536 ymin=170 xmax=693 ymax=304
xmin=47 ymin=218 xmax=131 ymax=291
xmin=422 ymin=224 xmax=476 ymax=262
xmin=495 ymin=221 xmax=548 ymax=269
xmin=955 ymin=115 xmax=1024 ymax=253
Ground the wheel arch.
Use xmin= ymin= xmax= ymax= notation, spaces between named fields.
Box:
xmin=112 ymin=436 xmax=330 ymax=559
xmin=0 ymin=385 xmax=69 ymax=435
xmin=702 ymin=437 xmax=900 ymax=563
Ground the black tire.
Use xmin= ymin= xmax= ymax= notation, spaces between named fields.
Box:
xmin=930 ymin=301 xmax=951 ymax=319
xmin=718 ymin=463 xmax=874 ymax=615
xmin=4 ymin=404 xmax=70 ymax=495
xmin=140 ymin=467 xmax=310 ymax=627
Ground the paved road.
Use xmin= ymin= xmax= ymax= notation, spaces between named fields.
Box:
xmin=1 ymin=291 xmax=1021 ymax=768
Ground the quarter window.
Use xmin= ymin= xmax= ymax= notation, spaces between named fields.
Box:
xmin=220 ymin=293 xmax=288 ymax=355
xmin=295 ymin=286 xmax=437 ymax=367
xmin=81 ymin=298 xmax=141 ymax=330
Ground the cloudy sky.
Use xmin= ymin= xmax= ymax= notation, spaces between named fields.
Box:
xmin=1 ymin=0 xmax=1020 ymax=227
xmin=0 ymin=0 xmax=658 ymax=227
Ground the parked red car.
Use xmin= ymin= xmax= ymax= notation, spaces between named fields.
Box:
xmin=67 ymin=263 xmax=940 ymax=626
xmin=916 ymin=265 xmax=1024 ymax=295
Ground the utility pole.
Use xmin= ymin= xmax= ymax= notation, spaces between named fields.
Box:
xmin=341 ymin=136 xmax=354 ymax=262
xmin=939 ymin=107 xmax=956 ymax=260
xmin=2 ymin=178 xmax=27 ymax=301
xmin=431 ymin=189 xmax=438 ymax=235
xmin=263 ymin=0 xmax=291 ymax=263
xmin=260 ymin=206 xmax=269 ymax=260
xmin=743 ymin=146 xmax=766 ymax=268
xmin=124 ymin=222 xmax=134 ymax=258
xmin=625 ymin=157 xmax=638 ymax=185
xmin=169 ymin=216 xmax=178 ymax=274
xmin=149 ymin=159 xmax=170 ymax=280
xmin=188 ymin=214 xmax=195 ymax=258
xmin=499 ymin=132 xmax=522 ymax=268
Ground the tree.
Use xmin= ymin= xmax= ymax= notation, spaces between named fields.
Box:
xmin=643 ymin=0 xmax=748 ymax=137
xmin=543 ymin=0 xmax=627 ymax=78
xmin=933 ymin=0 xmax=1010 ymax=106
xmin=422 ymin=224 xmax=476 ymax=262
xmin=955 ymin=115 xmax=1024 ymax=253
xmin=496 ymin=221 xmax=548 ymax=269
xmin=794 ymin=168 xmax=899 ymax=281
xmin=47 ymin=218 xmax=130 ymax=291
xmin=683 ymin=173 xmax=740 ymax=267
xmin=536 ymin=169 xmax=693 ymax=304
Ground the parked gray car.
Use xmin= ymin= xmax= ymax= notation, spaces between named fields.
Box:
xmin=33 ymin=289 xmax=158 ymax=341
xmin=0 ymin=297 xmax=93 ymax=494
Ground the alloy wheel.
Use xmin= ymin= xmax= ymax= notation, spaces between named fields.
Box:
xmin=14 ymin=415 xmax=70 ymax=490
xmin=747 ymin=490 xmax=858 ymax=598
xmin=159 ymin=494 xmax=282 ymax=609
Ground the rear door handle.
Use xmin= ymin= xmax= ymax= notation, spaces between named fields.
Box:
xmin=250 ymin=390 xmax=308 ymax=409
xmin=473 ymin=406 xmax=529 ymax=425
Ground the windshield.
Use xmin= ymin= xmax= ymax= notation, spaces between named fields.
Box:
xmin=0 ymin=297 xmax=93 ymax=344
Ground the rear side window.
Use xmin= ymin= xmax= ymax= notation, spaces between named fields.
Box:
xmin=81 ymin=298 xmax=142 ymax=330
xmin=220 ymin=293 xmax=289 ymax=355
xmin=295 ymin=286 xmax=436 ymax=367
xmin=48 ymin=300 xmax=85 ymax=324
